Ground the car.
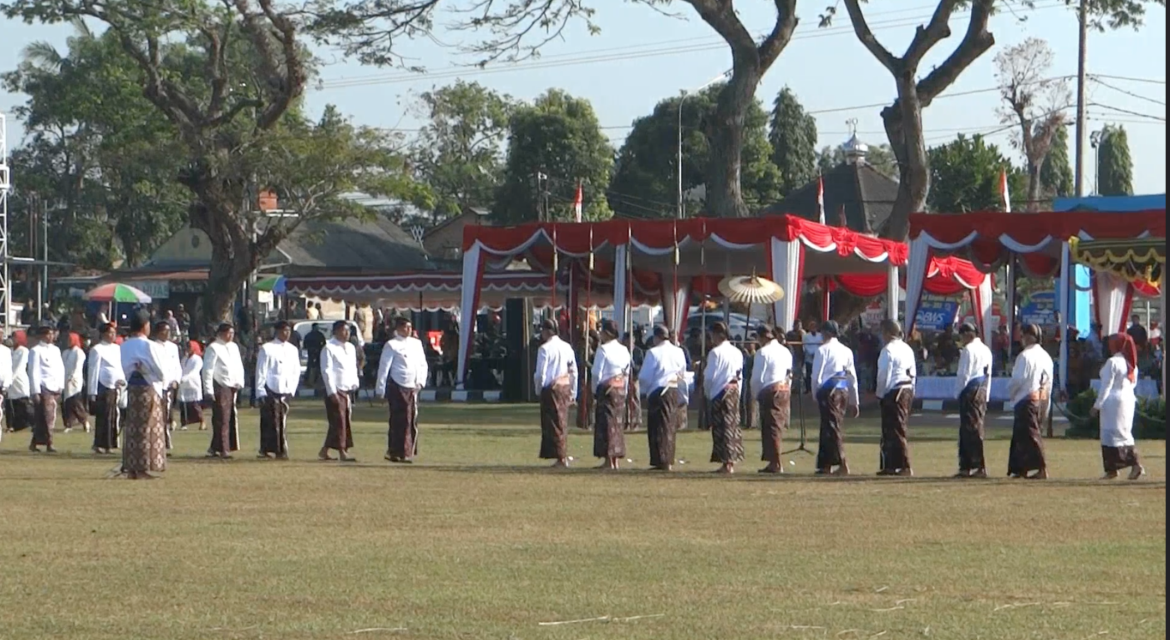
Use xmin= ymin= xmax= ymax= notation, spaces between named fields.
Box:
xmin=684 ymin=310 xmax=762 ymax=340
xmin=260 ymin=320 xmax=363 ymax=377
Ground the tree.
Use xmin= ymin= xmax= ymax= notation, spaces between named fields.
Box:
xmin=815 ymin=143 xmax=900 ymax=180
xmin=411 ymin=80 xmax=516 ymax=222
xmin=995 ymin=37 xmax=1070 ymax=211
xmin=493 ymin=89 xmax=614 ymax=224
xmin=608 ymin=85 xmax=782 ymax=218
xmin=926 ymin=134 xmax=1026 ymax=213
xmin=3 ymin=0 xmax=431 ymax=330
xmin=820 ymin=0 xmax=1160 ymax=239
xmin=1096 ymin=124 xmax=1134 ymax=196
xmin=768 ymin=87 xmax=819 ymax=195
xmin=1041 ymin=124 xmax=1074 ymax=198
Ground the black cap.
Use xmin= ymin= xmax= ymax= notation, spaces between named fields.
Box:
xmin=820 ymin=320 xmax=840 ymax=336
xmin=1021 ymin=323 xmax=1042 ymax=340
xmin=710 ymin=321 xmax=729 ymax=337
xmin=652 ymin=324 xmax=670 ymax=340
xmin=600 ymin=319 xmax=619 ymax=337
xmin=539 ymin=318 xmax=557 ymax=333
xmin=958 ymin=322 xmax=977 ymax=335
xmin=755 ymin=324 xmax=775 ymax=340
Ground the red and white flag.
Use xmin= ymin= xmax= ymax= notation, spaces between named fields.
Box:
xmin=573 ymin=182 xmax=584 ymax=222
xmin=999 ymin=169 xmax=1011 ymax=213
xmin=816 ymin=175 xmax=825 ymax=224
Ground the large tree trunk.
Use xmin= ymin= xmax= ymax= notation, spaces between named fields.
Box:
xmin=1026 ymin=160 xmax=1044 ymax=212
xmin=881 ymin=74 xmax=931 ymax=240
xmin=706 ymin=69 xmax=759 ymax=218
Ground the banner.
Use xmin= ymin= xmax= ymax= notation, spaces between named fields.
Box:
xmin=914 ymin=294 xmax=959 ymax=331
xmin=861 ymin=301 xmax=884 ymax=329
xmin=1018 ymin=290 xmax=1056 ymax=327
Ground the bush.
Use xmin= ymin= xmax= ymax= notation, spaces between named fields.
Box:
xmin=1063 ymin=389 xmax=1100 ymax=439
xmin=1063 ymin=388 xmax=1165 ymax=441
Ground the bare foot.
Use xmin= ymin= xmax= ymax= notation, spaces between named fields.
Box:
xmin=1101 ymin=471 xmax=1119 ymax=480
xmin=550 ymin=459 xmax=569 ymax=468
xmin=318 ymin=448 xmax=335 ymax=461
xmin=339 ymin=451 xmax=357 ymax=463
xmin=1128 ymin=465 xmax=1145 ymax=480
xmin=759 ymin=465 xmax=781 ymax=474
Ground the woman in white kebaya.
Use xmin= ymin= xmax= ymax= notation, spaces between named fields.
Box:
xmin=1091 ymin=333 xmax=1144 ymax=480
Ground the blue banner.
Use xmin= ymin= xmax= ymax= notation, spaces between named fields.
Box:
xmin=1019 ymin=290 xmax=1056 ymax=327
xmin=915 ymin=294 xmax=960 ymax=331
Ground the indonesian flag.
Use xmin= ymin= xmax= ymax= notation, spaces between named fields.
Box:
xmin=816 ymin=175 xmax=825 ymax=224
xmin=999 ymin=169 xmax=1011 ymax=213
xmin=573 ymin=182 xmax=584 ymax=223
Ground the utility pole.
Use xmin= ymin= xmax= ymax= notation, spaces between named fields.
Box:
xmin=1073 ymin=0 xmax=1088 ymax=198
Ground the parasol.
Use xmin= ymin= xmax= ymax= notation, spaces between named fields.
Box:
xmin=717 ymin=274 xmax=785 ymax=306
xmin=255 ymin=275 xmax=287 ymax=294
xmin=83 ymin=283 xmax=152 ymax=304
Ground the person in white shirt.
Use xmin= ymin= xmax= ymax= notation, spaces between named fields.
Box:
xmin=1091 ymin=333 xmax=1145 ymax=480
xmin=120 ymin=310 xmax=169 ymax=479
xmin=0 ymin=329 xmax=11 ymax=441
xmin=178 ymin=341 xmax=205 ymax=431
xmin=320 ymin=320 xmax=360 ymax=462
xmin=202 ymin=323 xmax=245 ymax=459
xmin=590 ymin=319 xmax=631 ymax=470
xmin=637 ymin=324 xmax=689 ymax=471
xmin=751 ymin=325 xmax=793 ymax=474
xmin=88 ymin=322 xmax=126 ymax=454
xmin=801 ymin=323 xmax=822 ymax=394
xmin=376 ymin=317 xmax=429 ymax=463
xmin=1006 ymin=323 xmax=1055 ymax=479
xmin=811 ymin=321 xmax=859 ymax=476
xmin=952 ymin=322 xmax=993 ymax=478
xmin=152 ymin=322 xmax=182 ymax=451
xmin=875 ymin=319 xmax=917 ymax=477
xmin=704 ymin=321 xmax=745 ymax=474
xmin=256 ymin=321 xmax=302 ymax=459
xmin=28 ymin=325 xmax=66 ymax=453
xmin=7 ymin=330 xmax=33 ymax=434
xmin=61 ymin=332 xmax=90 ymax=433
xmin=533 ymin=318 xmax=578 ymax=468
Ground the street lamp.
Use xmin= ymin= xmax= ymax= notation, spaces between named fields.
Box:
xmin=1089 ymin=127 xmax=1110 ymax=196
xmin=677 ymin=69 xmax=732 ymax=219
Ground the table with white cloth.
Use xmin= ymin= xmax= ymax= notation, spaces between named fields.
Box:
xmin=913 ymin=376 xmax=1012 ymax=402
xmin=1091 ymin=377 xmax=1161 ymax=400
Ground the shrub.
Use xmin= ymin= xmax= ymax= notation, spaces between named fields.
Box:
xmin=1062 ymin=388 xmax=1165 ymax=441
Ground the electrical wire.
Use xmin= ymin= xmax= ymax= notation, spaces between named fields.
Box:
xmin=1091 ymin=76 xmax=1166 ymax=107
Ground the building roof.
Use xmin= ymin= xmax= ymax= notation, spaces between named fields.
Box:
xmin=759 ymin=160 xmax=899 ymax=233
xmin=279 ymin=216 xmax=434 ymax=275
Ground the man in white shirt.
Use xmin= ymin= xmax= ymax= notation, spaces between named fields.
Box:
xmin=88 ymin=322 xmax=126 ymax=454
xmin=875 ymin=319 xmax=917 ymax=477
xmin=202 ymin=323 xmax=245 ymax=459
xmin=320 ymin=320 xmax=360 ymax=462
xmin=28 ymin=325 xmax=66 ymax=453
xmin=801 ymin=322 xmax=822 ymax=394
xmin=751 ymin=325 xmax=793 ymax=474
xmin=152 ymin=321 xmax=182 ymax=450
xmin=591 ymin=319 xmax=631 ymax=470
xmin=704 ymin=321 xmax=745 ymax=474
xmin=952 ymin=322 xmax=993 ymax=478
xmin=1007 ymin=323 xmax=1054 ymax=479
xmin=256 ymin=321 xmax=301 ymax=459
xmin=7 ymin=330 xmax=33 ymax=434
xmin=0 ymin=329 xmax=11 ymax=442
xmin=533 ymin=318 xmax=578 ymax=468
xmin=637 ymin=324 xmax=689 ymax=471
xmin=811 ymin=321 xmax=859 ymax=476
xmin=377 ymin=317 xmax=428 ymax=463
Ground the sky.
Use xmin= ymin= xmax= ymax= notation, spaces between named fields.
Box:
xmin=1 ymin=1 xmax=1165 ymax=196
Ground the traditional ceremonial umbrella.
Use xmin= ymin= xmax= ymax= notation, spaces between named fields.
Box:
xmin=83 ymin=283 xmax=152 ymax=304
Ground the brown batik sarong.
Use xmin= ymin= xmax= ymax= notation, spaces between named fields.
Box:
xmin=63 ymin=393 xmax=89 ymax=430
xmin=593 ymin=380 xmax=627 ymax=459
xmin=758 ymin=383 xmax=791 ymax=463
xmin=180 ymin=401 xmax=204 ymax=428
xmin=387 ymin=379 xmax=420 ymax=459
xmin=1101 ymin=445 xmax=1140 ymax=473
xmin=957 ymin=383 xmax=988 ymax=472
xmin=7 ymin=397 xmax=33 ymax=432
xmin=122 ymin=384 xmax=166 ymax=474
xmin=323 ymin=392 xmax=354 ymax=451
xmin=709 ymin=384 xmax=744 ymax=464
xmin=815 ymin=386 xmax=847 ymax=469
xmin=1007 ymin=398 xmax=1047 ymax=476
xmin=31 ymin=391 xmax=60 ymax=447
xmin=624 ymin=379 xmax=642 ymax=432
xmin=646 ymin=387 xmax=682 ymax=469
xmin=208 ymin=382 xmax=240 ymax=455
xmin=878 ymin=386 xmax=914 ymax=472
xmin=539 ymin=383 xmax=572 ymax=459
xmin=259 ymin=387 xmax=291 ymax=457
xmin=92 ymin=385 xmax=121 ymax=450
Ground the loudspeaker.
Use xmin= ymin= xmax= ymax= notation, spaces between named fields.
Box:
xmin=502 ymin=298 xmax=532 ymax=402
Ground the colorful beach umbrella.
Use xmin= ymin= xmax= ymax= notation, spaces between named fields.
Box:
xmin=83 ymin=283 xmax=152 ymax=304
xmin=255 ymin=275 xmax=286 ymax=294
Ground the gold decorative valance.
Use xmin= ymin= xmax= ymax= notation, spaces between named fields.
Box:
xmin=1069 ymin=236 xmax=1165 ymax=287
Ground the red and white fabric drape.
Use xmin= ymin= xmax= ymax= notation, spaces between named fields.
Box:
xmin=1092 ymin=271 xmax=1135 ymax=336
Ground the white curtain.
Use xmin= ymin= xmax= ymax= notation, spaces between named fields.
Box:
xmin=661 ymin=279 xmax=692 ymax=341
xmin=1057 ymin=241 xmax=1070 ymax=395
xmin=886 ymin=264 xmax=899 ymax=321
xmin=769 ymin=237 xmax=801 ymax=333
xmin=903 ymin=237 xmax=931 ymax=334
xmin=975 ymin=276 xmax=995 ymax=347
xmin=612 ymin=244 xmax=628 ymax=335
xmin=1093 ymin=271 xmax=1133 ymax=335
xmin=456 ymin=243 xmax=484 ymax=389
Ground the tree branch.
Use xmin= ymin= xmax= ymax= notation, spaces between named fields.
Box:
xmin=901 ymin=0 xmax=958 ymax=65
xmin=916 ymin=0 xmax=995 ymax=106
xmin=757 ymin=0 xmax=798 ymax=69
xmin=841 ymin=0 xmax=898 ymax=75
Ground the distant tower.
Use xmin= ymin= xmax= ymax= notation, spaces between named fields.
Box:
xmin=841 ymin=118 xmax=869 ymax=165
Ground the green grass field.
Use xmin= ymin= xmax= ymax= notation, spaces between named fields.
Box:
xmin=0 ymin=401 xmax=1164 ymax=640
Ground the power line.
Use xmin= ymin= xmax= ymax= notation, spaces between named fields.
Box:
xmin=1090 ymin=77 xmax=1166 ymax=107
xmin=1088 ymin=102 xmax=1166 ymax=121
xmin=1093 ymin=74 xmax=1166 ymax=86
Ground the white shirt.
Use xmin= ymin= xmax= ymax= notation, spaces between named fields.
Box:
xmin=750 ymin=339 xmax=793 ymax=398
xmin=1008 ymin=343 xmax=1054 ymax=407
xmin=533 ymin=336 xmax=578 ymax=399
xmin=28 ymin=342 xmax=65 ymax=396
xmin=875 ymin=338 xmax=917 ymax=398
xmin=157 ymin=340 xmax=182 ymax=388
xmin=63 ymin=346 xmax=87 ymax=399
xmin=802 ymin=331 xmax=822 ymax=364
xmin=202 ymin=340 xmax=246 ymax=396
xmin=638 ymin=341 xmax=689 ymax=395
xmin=9 ymin=346 xmax=30 ymax=400
xmin=703 ymin=340 xmax=744 ymax=400
xmin=376 ymin=334 xmax=429 ymax=393
xmin=1094 ymin=354 xmax=1137 ymax=447
xmin=0 ymin=344 xmax=12 ymax=393
xmin=256 ymin=339 xmax=302 ymax=398
xmin=179 ymin=354 xmax=204 ymax=403
xmin=321 ymin=337 xmax=360 ymax=397
xmin=811 ymin=337 xmax=859 ymax=408
xmin=953 ymin=337 xmax=993 ymax=399
xmin=591 ymin=339 xmax=631 ymax=389
xmin=87 ymin=342 xmax=126 ymax=395
xmin=121 ymin=336 xmax=169 ymax=398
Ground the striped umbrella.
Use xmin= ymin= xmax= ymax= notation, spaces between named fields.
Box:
xmin=255 ymin=275 xmax=286 ymax=294
xmin=83 ymin=283 xmax=152 ymax=304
